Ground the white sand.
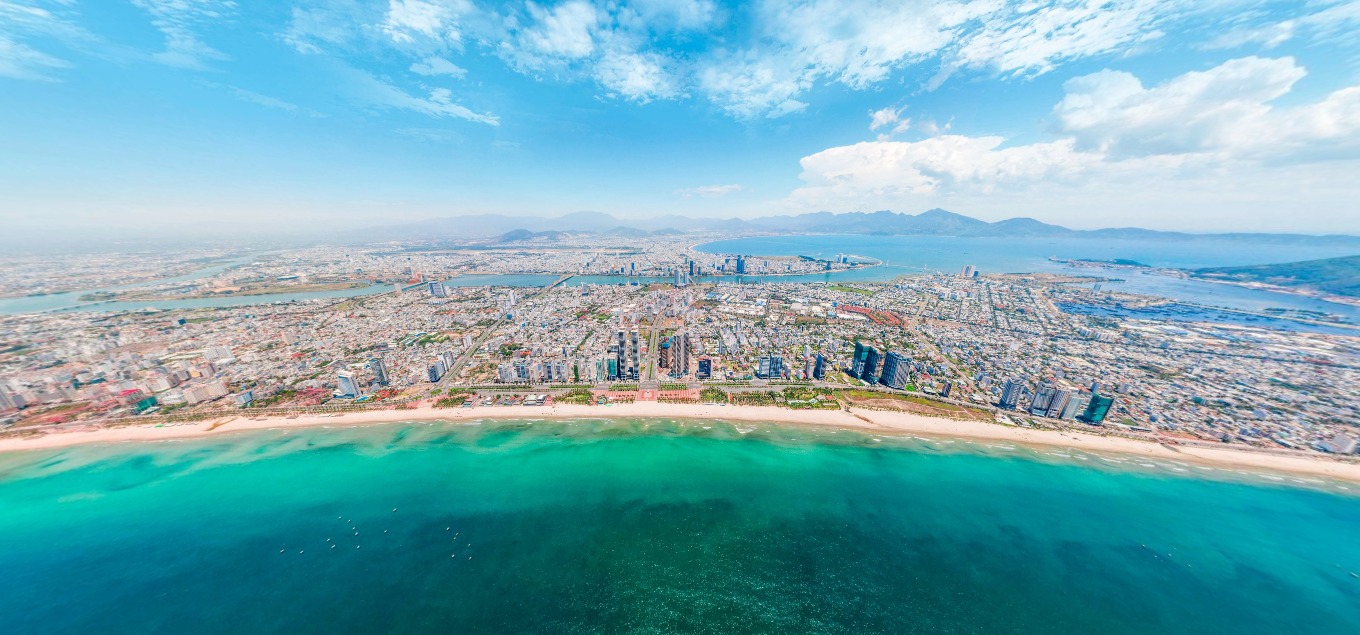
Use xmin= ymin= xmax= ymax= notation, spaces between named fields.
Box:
xmin=3 ymin=402 xmax=1358 ymax=484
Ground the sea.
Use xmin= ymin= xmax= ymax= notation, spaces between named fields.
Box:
xmin=3 ymin=418 xmax=1358 ymax=634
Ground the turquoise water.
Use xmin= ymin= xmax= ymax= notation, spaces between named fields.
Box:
xmin=2 ymin=418 xmax=1358 ymax=634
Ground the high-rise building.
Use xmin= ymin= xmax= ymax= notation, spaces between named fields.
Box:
xmin=1078 ymin=394 xmax=1115 ymax=424
xmin=628 ymin=331 xmax=639 ymax=380
xmin=961 ymin=265 xmax=976 ymax=277
xmin=336 ymin=371 xmax=360 ymax=398
xmin=1060 ymin=393 xmax=1087 ymax=420
xmin=813 ymin=354 xmax=826 ymax=380
xmin=851 ymin=341 xmax=870 ymax=378
xmin=735 ymin=255 xmax=747 ymax=275
xmin=367 ymin=358 xmax=389 ymax=386
xmin=1045 ymin=389 xmax=1072 ymax=419
xmin=939 ymin=380 xmax=953 ymax=398
xmin=428 ymin=281 xmax=447 ymax=298
xmin=756 ymin=355 xmax=784 ymax=379
xmin=613 ymin=330 xmax=639 ymax=381
xmin=879 ymin=351 xmax=911 ymax=390
xmin=1029 ymin=383 xmax=1058 ymax=416
xmin=688 ymin=260 xmax=695 ymax=277
xmin=861 ymin=347 xmax=882 ymax=384
xmin=697 ymin=358 xmax=712 ymax=380
xmin=672 ymin=334 xmax=690 ymax=378
xmin=999 ymin=379 xmax=1024 ymax=409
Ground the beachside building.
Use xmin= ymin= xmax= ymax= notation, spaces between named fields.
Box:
xmin=1079 ymin=394 xmax=1115 ymax=424
xmin=999 ymin=378 xmax=1025 ymax=410
xmin=335 ymin=371 xmax=360 ymax=398
xmin=879 ymin=351 xmax=911 ymax=390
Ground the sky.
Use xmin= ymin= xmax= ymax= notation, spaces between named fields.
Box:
xmin=2 ymin=0 xmax=1360 ymax=236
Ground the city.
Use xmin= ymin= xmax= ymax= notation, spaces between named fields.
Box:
xmin=4 ymin=233 xmax=1357 ymax=459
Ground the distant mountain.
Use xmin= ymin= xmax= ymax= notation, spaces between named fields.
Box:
xmin=353 ymin=209 xmax=1360 ymax=246
xmin=1192 ymin=255 xmax=1360 ymax=297
xmin=493 ymin=229 xmax=575 ymax=243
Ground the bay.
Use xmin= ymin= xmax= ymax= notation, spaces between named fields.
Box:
xmin=696 ymin=235 xmax=1360 ymax=322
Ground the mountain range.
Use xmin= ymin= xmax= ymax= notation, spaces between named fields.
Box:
xmin=356 ymin=209 xmax=1360 ymax=246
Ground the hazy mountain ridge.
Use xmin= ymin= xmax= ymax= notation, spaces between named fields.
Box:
xmin=366 ymin=209 xmax=1360 ymax=246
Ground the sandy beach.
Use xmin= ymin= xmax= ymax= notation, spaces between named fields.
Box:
xmin=3 ymin=402 xmax=1359 ymax=484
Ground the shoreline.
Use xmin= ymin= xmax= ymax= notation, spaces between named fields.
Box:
xmin=3 ymin=403 xmax=1359 ymax=485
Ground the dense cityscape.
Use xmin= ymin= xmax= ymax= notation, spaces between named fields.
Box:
xmin=3 ymin=234 xmax=1357 ymax=459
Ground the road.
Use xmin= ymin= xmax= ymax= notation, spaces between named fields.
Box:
xmin=442 ymin=275 xmax=572 ymax=383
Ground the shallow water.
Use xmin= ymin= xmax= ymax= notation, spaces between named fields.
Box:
xmin=2 ymin=418 xmax=1357 ymax=634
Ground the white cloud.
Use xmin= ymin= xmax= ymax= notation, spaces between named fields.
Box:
xmin=786 ymin=56 xmax=1360 ymax=231
xmin=698 ymin=55 xmax=808 ymax=118
xmin=676 ymin=183 xmax=742 ymax=198
xmin=760 ymin=0 xmax=978 ymax=89
xmin=628 ymin=0 xmax=718 ymax=30
xmin=0 ymin=0 xmax=103 ymax=80
xmin=595 ymin=45 xmax=674 ymax=101
xmin=490 ymin=0 xmax=701 ymax=103
xmin=1202 ymin=19 xmax=1295 ymax=50
xmin=129 ymin=0 xmax=235 ymax=69
xmin=0 ymin=33 xmax=68 ymax=80
xmin=951 ymin=0 xmax=1171 ymax=78
xmin=695 ymin=0 xmax=1183 ymax=117
xmin=1299 ymin=0 xmax=1360 ymax=46
xmin=274 ymin=1 xmax=1360 ymax=122
xmin=1200 ymin=1 xmax=1360 ymax=51
xmin=868 ymin=106 xmax=911 ymax=135
xmin=793 ymin=136 xmax=1099 ymax=204
xmin=198 ymin=80 xmax=326 ymax=117
xmin=410 ymin=55 xmax=467 ymax=78
xmin=344 ymin=68 xmax=499 ymax=125
xmin=381 ymin=0 xmax=474 ymax=48
xmin=506 ymin=0 xmax=600 ymax=67
xmin=1052 ymin=56 xmax=1360 ymax=161
xmin=1053 ymin=56 xmax=1305 ymax=157
xmin=281 ymin=1 xmax=373 ymax=54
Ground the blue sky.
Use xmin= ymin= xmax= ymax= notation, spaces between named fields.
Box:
xmin=2 ymin=0 xmax=1360 ymax=235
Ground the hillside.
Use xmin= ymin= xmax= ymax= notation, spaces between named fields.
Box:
xmin=350 ymin=209 xmax=1360 ymax=248
xmin=1192 ymin=255 xmax=1360 ymax=297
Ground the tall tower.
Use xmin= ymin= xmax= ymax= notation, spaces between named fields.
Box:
xmin=336 ymin=371 xmax=360 ymax=398
xmin=367 ymin=359 xmax=389 ymax=386
xmin=999 ymin=379 xmax=1024 ymax=410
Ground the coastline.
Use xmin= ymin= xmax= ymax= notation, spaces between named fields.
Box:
xmin=3 ymin=403 xmax=1359 ymax=485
